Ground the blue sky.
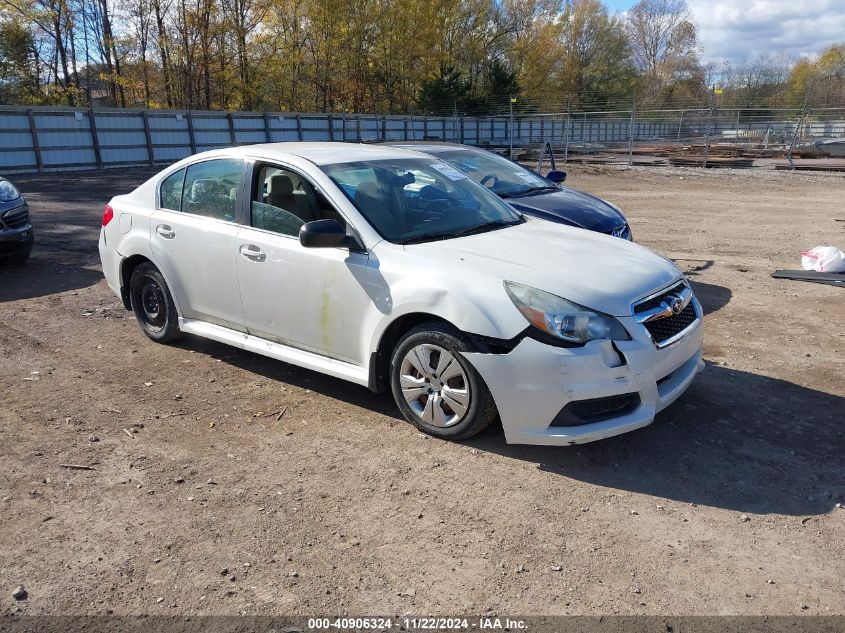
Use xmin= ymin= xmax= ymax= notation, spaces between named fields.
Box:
xmin=598 ymin=0 xmax=845 ymax=64
xmin=602 ymin=0 xmax=636 ymax=11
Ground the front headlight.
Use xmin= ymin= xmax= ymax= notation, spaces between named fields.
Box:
xmin=504 ymin=281 xmax=631 ymax=344
xmin=606 ymin=202 xmax=633 ymax=241
xmin=0 ymin=180 xmax=21 ymax=202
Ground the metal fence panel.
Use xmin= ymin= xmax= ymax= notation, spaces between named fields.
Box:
xmin=1 ymin=105 xmax=843 ymax=173
xmin=0 ymin=150 xmax=37 ymax=169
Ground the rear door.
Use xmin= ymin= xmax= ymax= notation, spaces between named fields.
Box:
xmin=234 ymin=160 xmax=373 ymax=365
xmin=150 ymin=158 xmax=247 ymax=330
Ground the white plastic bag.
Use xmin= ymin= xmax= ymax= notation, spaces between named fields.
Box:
xmin=801 ymin=246 xmax=845 ymax=273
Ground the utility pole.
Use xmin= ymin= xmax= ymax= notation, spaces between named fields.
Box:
xmin=563 ymin=97 xmax=571 ymax=165
xmin=703 ymin=87 xmax=716 ymax=169
xmin=676 ymin=109 xmax=685 ymax=146
xmin=787 ymin=91 xmax=810 ymax=171
xmin=628 ymin=95 xmax=637 ymax=165
xmin=453 ymin=98 xmax=458 ymax=143
xmin=509 ymin=96 xmax=516 ymax=159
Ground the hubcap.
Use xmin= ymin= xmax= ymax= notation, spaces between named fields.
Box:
xmin=399 ymin=344 xmax=470 ymax=428
xmin=139 ymin=277 xmax=166 ymax=330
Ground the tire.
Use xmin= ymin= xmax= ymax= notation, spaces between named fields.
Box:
xmin=129 ymin=262 xmax=181 ymax=343
xmin=390 ymin=322 xmax=498 ymax=441
xmin=5 ymin=247 xmax=31 ymax=264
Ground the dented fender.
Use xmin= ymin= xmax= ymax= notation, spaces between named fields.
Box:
xmin=365 ymin=242 xmax=529 ymax=356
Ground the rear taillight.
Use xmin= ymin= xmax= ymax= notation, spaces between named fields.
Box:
xmin=102 ymin=204 xmax=114 ymax=227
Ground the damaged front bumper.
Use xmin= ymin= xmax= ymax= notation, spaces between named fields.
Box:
xmin=463 ymin=311 xmax=704 ymax=446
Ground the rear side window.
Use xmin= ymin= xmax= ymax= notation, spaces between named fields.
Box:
xmin=160 ymin=168 xmax=185 ymax=210
xmin=180 ymin=159 xmax=243 ymax=221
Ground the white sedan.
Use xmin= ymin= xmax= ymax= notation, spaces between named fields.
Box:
xmin=99 ymin=142 xmax=703 ymax=445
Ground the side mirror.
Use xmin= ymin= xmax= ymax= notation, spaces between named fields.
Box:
xmin=299 ymin=219 xmax=351 ymax=248
xmin=546 ymin=170 xmax=567 ymax=183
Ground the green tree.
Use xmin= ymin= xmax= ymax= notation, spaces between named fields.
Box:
xmin=558 ymin=0 xmax=634 ymax=109
xmin=420 ymin=65 xmax=472 ymax=114
xmin=0 ymin=18 xmax=41 ymax=103
xmin=786 ymin=46 xmax=845 ymax=108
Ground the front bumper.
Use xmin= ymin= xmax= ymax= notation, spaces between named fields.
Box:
xmin=0 ymin=200 xmax=33 ymax=255
xmin=0 ymin=225 xmax=34 ymax=255
xmin=463 ymin=309 xmax=703 ymax=446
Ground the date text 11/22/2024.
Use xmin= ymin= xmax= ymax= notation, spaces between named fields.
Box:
xmin=307 ymin=617 xmax=528 ymax=630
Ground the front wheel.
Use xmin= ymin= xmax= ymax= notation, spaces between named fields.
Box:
xmin=129 ymin=262 xmax=181 ymax=343
xmin=390 ymin=322 xmax=498 ymax=440
xmin=4 ymin=247 xmax=31 ymax=264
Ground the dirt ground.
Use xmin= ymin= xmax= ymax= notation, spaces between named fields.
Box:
xmin=1 ymin=164 xmax=843 ymax=617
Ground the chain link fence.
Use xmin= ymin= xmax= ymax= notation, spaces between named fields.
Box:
xmin=523 ymin=105 xmax=845 ymax=171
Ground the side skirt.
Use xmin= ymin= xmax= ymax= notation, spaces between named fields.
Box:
xmin=178 ymin=318 xmax=370 ymax=387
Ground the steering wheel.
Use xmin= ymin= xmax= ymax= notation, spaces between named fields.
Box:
xmin=480 ymin=174 xmax=499 ymax=189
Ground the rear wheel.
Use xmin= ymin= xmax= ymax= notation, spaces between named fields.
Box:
xmin=390 ymin=322 xmax=497 ymax=440
xmin=129 ymin=262 xmax=181 ymax=343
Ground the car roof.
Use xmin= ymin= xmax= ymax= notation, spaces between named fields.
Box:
xmin=385 ymin=142 xmax=475 ymax=153
xmin=189 ymin=142 xmax=431 ymax=166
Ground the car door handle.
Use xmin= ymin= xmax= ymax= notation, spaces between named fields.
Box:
xmin=239 ymin=244 xmax=266 ymax=262
xmin=156 ymin=224 xmax=175 ymax=239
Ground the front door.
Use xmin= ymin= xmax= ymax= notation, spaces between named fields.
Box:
xmin=150 ymin=158 xmax=246 ymax=330
xmin=234 ymin=161 xmax=373 ymax=365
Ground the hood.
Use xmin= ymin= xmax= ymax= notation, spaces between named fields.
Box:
xmin=507 ymin=187 xmax=626 ymax=232
xmin=405 ymin=219 xmax=680 ymax=317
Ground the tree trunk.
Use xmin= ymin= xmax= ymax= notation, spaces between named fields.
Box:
xmin=97 ymin=0 xmax=117 ymax=105
xmin=66 ymin=8 xmax=80 ymax=91
xmin=152 ymin=0 xmax=173 ymax=108
xmin=50 ymin=2 xmax=73 ymax=104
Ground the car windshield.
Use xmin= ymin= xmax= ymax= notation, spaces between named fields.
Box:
xmin=432 ymin=149 xmax=558 ymax=198
xmin=322 ymin=158 xmax=523 ymax=244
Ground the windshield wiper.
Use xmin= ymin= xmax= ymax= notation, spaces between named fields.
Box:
xmin=398 ymin=231 xmax=453 ymax=245
xmin=511 ymin=186 xmax=559 ymax=198
xmin=448 ymin=218 xmax=523 ymax=239
xmin=398 ymin=218 xmax=522 ymax=245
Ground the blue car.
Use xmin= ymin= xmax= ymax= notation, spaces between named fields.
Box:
xmin=388 ymin=142 xmax=632 ymax=241
xmin=0 ymin=176 xmax=33 ymax=263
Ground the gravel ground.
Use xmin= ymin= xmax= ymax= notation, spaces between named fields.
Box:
xmin=1 ymin=164 xmax=843 ymax=617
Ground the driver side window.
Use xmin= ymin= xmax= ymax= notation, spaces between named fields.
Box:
xmin=251 ymin=163 xmax=347 ymax=237
xmin=180 ymin=158 xmax=243 ymax=222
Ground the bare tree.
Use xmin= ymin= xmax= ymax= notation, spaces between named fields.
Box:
xmin=151 ymin=0 xmax=174 ymax=107
xmin=220 ymin=0 xmax=266 ymax=109
xmin=125 ymin=0 xmax=154 ymax=106
xmin=625 ymin=0 xmax=699 ymax=101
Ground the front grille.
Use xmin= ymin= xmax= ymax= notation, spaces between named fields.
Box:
xmin=643 ymin=303 xmax=697 ymax=344
xmin=2 ymin=205 xmax=29 ymax=230
xmin=634 ymin=282 xmax=685 ymax=315
xmin=550 ymin=393 xmax=641 ymax=427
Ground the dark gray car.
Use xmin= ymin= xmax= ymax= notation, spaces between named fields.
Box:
xmin=388 ymin=142 xmax=632 ymax=240
xmin=0 ymin=176 xmax=33 ymax=263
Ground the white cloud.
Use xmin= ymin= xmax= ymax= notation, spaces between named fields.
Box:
xmin=686 ymin=0 xmax=845 ymax=64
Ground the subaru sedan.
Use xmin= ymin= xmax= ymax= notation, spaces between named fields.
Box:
xmin=99 ymin=143 xmax=702 ymax=446
xmin=388 ymin=142 xmax=632 ymax=240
